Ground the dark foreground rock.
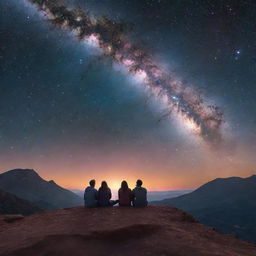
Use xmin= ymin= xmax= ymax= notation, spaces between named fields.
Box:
xmin=0 ymin=206 xmax=255 ymax=256
xmin=1 ymin=214 xmax=24 ymax=223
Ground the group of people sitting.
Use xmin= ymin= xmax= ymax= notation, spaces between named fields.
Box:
xmin=84 ymin=179 xmax=148 ymax=207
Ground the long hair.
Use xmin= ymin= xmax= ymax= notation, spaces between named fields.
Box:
xmin=121 ymin=180 xmax=129 ymax=191
xmin=100 ymin=181 xmax=108 ymax=190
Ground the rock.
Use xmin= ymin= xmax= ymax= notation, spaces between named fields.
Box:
xmin=0 ymin=206 xmax=255 ymax=256
xmin=3 ymin=214 xmax=24 ymax=223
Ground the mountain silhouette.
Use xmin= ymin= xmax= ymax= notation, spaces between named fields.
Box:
xmin=0 ymin=188 xmax=42 ymax=215
xmin=0 ymin=169 xmax=83 ymax=210
xmin=0 ymin=206 xmax=255 ymax=256
xmin=152 ymin=175 xmax=256 ymax=243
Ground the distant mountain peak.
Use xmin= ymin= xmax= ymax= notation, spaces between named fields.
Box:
xmin=48 ymin=180 xmax=57 ymax=185
xmin=2 ymin=169 xmax=39 ymax=177
xmin=0 ymin=169 xmax=83 ymax=210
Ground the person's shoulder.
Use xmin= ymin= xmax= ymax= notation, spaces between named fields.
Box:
xmin=142 ymin=187 xmax=147 ymax=192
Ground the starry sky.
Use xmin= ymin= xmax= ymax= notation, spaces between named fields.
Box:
xmin=0 ymin=0 xmax=256 ymax=190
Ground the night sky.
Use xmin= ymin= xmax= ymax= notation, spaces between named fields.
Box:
xmin=0 ymin=0 xmax=256 ymax=190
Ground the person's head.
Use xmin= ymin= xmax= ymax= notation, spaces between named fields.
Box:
xmin=121 ymin=180 xmax=128 ymax=190
xmin=101 ymin=181 xmax=108 ymax=189
xmin=89 ymin=179 xmax=96 ymax=187
xmin=136 ymin=179 xmax=143 ymax=187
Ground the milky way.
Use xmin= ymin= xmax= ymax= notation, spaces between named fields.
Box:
xmin=27 ymin=0 xmax=224 ymax=147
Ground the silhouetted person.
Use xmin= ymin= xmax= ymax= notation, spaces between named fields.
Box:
xmin=84 ymin=179 xmax=98 ymax=207
xmin=132 ymin=179 xmax=148 ymax=207
xmin=118 ymin=180 xmax=132 ymax=207
xmin=98 ymin=181 xmax=118 ymax=207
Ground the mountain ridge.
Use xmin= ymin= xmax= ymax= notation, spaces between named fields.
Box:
xmin=0 ymin=188 xmax=42 ymax=215
xmin=0 ymin=169 xmax=83 ymax=210
xmin=152 ymin=174 xmax=256 ymax=243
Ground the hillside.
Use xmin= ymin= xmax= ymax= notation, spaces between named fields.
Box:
xmin=0 ymin=206 xmax=255 ymax=256
xmin=152 ymin=175 xmax=256 ymax=243
xmin=0 ymin=169 xmax=83 ymax=210
xmin=0 ymin=188 xmax=42 ymax=215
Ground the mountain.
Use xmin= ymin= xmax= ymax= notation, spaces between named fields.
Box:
xmin=147 ymin=190 xmax=192 ymax=201
xmin=0 ymin=188 xmax=42 ymax=215
xmin=0 ymin=169 xmax=83 ymax=210
xmin=70 ymin=189 xmax=84 ymax=198
xmin=152 ymin=175 xmax=256 ymax=243
xmin=0 ymin=206 xmax=255 ymax=256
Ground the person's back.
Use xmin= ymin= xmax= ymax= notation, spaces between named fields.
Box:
xmin=98 ymin=181 xmax=112 ymax=207
xmin=132 ymin=179 xmax=148 ymax=207
xmin=118 ymin=181 xmax=132 ymax=206
xmin=84 ymin=180 xmax=98 ymax=208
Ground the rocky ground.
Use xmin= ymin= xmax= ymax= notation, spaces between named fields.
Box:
xmin=0 ymin=206 xmax=255 ymax=256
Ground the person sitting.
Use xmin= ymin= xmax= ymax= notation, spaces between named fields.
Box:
xmin=98 ymin=181 xmax=118 ymax=207
xmin=118 ymin=180 xmax=132 ymax=207
xmin=132 ymin=179 xmax=148 ymax=207
xmin=84 ymin=179 xmax=98 ymax=207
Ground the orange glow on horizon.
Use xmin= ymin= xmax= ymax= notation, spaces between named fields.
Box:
xmin=0 ymin=140 xmax=255 ymax=192
xmin=0 ymin=164 xmax=255 ymax=191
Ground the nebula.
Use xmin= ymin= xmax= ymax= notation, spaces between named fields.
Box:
xmin=27 ymin=0 xmax=224 ymax=147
